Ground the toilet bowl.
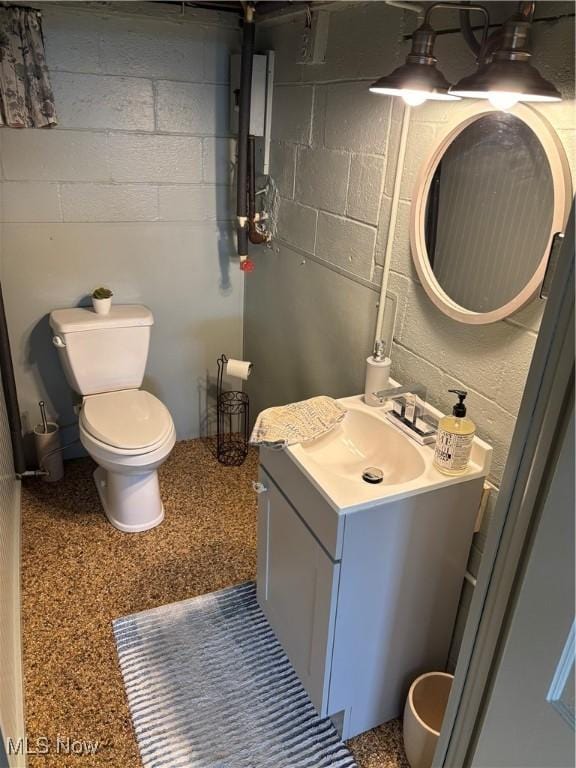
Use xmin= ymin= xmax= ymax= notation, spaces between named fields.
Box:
xmin=50 ymin=304 xmax=176 ymax=532
xmin=79 ymin=389 xmax=176 ymax=532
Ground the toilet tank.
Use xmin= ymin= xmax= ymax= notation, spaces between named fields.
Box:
xmin=49 ymin=305 xmax=154 ymax=396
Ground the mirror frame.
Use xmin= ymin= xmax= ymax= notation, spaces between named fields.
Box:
xmin=410 ymin=103 xmax=572 ymax=325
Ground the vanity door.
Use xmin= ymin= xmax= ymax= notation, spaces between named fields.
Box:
xmin=256 ymin=469 xmax=340 ymax=715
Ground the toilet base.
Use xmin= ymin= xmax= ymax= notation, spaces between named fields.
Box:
xmin=94 ymin=466 xmax=165 ymax=533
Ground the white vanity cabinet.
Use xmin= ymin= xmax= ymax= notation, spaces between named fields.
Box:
xmin=256 ymin=472 xmax=340 ymax=713
xmin=256 ymin=446 xmax=485 ymax=740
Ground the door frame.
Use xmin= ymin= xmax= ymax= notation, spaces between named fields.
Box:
xmin=433 ymin=203 xmax=575 ymax=767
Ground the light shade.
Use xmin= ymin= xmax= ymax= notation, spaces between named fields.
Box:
xmin=370 ymin=24 xmax=460 ymax=104
xmin=450 ymin=19 xmax=562 ymax=106
xmin=450 ymin=60 xmax=562 ymax=103
xmin=369 ymin=61 xmax=460 ymax=102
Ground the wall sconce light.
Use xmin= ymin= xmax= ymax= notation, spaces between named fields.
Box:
xmin=369 ymin=22 xmax=460 ymax=105
xmin=370 ymin=1 xmax=562 ymax=109
xmin=450 ymin=11 xmax=562 ymax=108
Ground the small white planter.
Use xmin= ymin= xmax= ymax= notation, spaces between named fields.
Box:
xmin=92 ymin=297 xmax=112 ymax=315
xmin=403 ymin=672 xmax=453 ymax=768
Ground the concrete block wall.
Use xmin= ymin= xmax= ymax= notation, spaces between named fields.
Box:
xmin=261 ymin=2 xmax=406 ymax=287
xmin=397 ymin=3 xmax=575 ymax=665
xmin=0 ymin=3 xmax=242 ymax=453
xmin=245 ymin=3 xmax=406 ymax=420
xmin=248 ymin=0 xmax=575 ymax=666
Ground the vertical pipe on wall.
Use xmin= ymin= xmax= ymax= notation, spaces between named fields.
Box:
xmin=236 ymin=3 xmax=255 ymax=260
xmin=374 ymin=103 xmax=412 ymax=348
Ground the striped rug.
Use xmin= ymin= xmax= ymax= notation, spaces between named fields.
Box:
xmin=113 ymin=581 xmax=357 ymax=768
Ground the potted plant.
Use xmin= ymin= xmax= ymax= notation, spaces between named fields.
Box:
xmin=92 ymin=287 xmax=113 ymax=315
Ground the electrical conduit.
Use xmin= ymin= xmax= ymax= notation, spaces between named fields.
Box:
xmin=374 ymin=102 xmax=412 ymax=349
xmin=237 ymin=3 xmax=255 ymax=267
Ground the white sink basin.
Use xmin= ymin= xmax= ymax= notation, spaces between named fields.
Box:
xmin=287 ymin=394 xmax=492 ymax=512
xmin=300 ymin=408 xmax=426 ymax=485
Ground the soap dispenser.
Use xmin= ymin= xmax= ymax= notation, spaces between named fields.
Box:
xmin=433 ymin=390 xmax=476 ymax=475
xmin=364 ymin=340 xmax=391 ymax=407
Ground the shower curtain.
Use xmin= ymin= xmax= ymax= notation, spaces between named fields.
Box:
xmin=0 ymin=5 xmax=57 ymax=128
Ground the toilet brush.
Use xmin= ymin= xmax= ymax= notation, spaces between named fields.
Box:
xmin=39 ymin=400 xmax=49 ymax=434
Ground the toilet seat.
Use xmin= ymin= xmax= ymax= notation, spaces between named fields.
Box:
xmin=81 ymin=390 xmax=173 ymax=454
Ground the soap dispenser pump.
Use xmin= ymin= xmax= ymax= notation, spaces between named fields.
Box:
xmin=364 ymin=340 xmax=391 ymax=407
xmin=433 ymin=389 xmax=476 ymax=475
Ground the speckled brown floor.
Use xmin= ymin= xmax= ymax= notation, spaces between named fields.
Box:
xmin=21 ymin=438 xmax=408 ymax=767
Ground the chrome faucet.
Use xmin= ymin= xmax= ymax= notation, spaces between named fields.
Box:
xmin=372 ymin=384 xmax=438 ymax=441
xmin=372 ymin=384 xmax=427 ymax=423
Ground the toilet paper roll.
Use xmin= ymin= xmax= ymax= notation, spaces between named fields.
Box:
xmin=226 ymin=358 xmax=253 ymax=380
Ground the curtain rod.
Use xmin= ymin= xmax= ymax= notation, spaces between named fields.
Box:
xmin=0 ymin=3 xmax=41 ymax=12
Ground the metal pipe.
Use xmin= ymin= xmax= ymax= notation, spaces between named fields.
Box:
xmin=0 ymin=281 xmax=26 ymax=476
xmin=181 ymin=1 xmax=243 ymax=13
xmin=236 ymin=3 xmax=255 ymax=260
xmin=459 ymin=4 xmax=503 ymax=62
xmin=255 ymin=2 xmax=341 ymax=26
xmin=424 ymin=2 xmax=490 ymax=51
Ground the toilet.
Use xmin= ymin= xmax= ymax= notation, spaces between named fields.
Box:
xmin=49 ymin=305 xmax=176 ymax=532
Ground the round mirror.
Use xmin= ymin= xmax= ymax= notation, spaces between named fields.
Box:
xmin=410 ymin=105 xmax=572 ymax=324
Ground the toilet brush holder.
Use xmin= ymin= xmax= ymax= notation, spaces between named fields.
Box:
xmin=34 ymin=422 xmax=64 ymax=482
xmin=216 ymin=354 xmax=250 ymax=466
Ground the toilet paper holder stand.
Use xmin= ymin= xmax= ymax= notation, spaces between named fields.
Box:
xmin=216 ymin=354 xmax=250 ymax=467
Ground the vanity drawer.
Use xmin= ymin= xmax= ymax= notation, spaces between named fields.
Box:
xmin=259 ymin=447 xmax=344 ymax=560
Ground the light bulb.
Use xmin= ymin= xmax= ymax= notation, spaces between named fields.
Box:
xmin=401 ymin=91 xmax=428 ymax=107
xmin=488 ymin=91 xmax=520 ymax=110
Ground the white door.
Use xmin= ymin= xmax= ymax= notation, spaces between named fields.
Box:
xmin=256 ymin=469 xmax=340 ymax=715
xmin=472 ymin=407 xmax=575 ymax=768
xmin=0 ymin=373 xmax=25 ymax=768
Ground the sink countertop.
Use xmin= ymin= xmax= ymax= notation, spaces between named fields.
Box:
xmin=283 ymin=393 xmax=493 ymax=514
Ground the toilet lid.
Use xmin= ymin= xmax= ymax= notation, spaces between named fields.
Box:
xmin=82 ymin=391 xmax=173 ymax=450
